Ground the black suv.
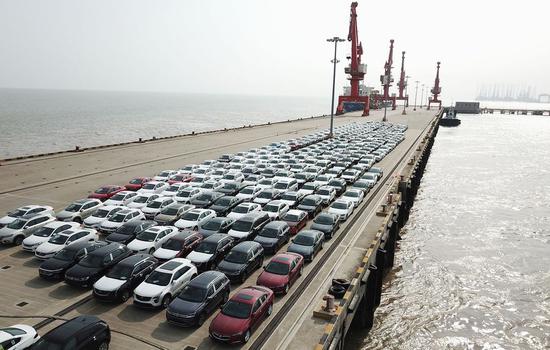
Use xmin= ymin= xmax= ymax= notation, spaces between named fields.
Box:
xmin=216 ymin=241 xmax=264 ymax=283
xmin=64 ymin=243 xmax=132 ymax=287
xmin=253 ymin=221 xmax=290 ymax=254
xmin=297 ymin=194 xmax=323 ymax=218
xmin=187 ymin=234 xmax=234 ymax=271
xmin=209 ymin=196 xmax=243 ymax=216
xmin=93 ymin=254 xmax=158 ymax=302
xmin=229 ymin=212 xmax=271 ymax=242
xmin=105 ymin=220 xmax=156 ymax=244
xmin=31 ymin=315 xmax=110 ymax=350
xmin=166 ymin=271 xmax=230 ymax=327
xmin=38 ymin=241 xmax=108 ymax=280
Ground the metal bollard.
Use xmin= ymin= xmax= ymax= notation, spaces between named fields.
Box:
xmin=323 ymin=294 xmax=336 ymax=312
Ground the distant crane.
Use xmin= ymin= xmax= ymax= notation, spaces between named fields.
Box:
xmin=427 ymin=61 xmax=442 ymax=110
xmin=372 ymin=39 xmax=397 ymax=110
xmin=336 ymin=2 xmax=370 ymax=116
xmin=396 ymin=51 xmax=409 ymax=107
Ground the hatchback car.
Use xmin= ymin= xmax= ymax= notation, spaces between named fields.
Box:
xmin=22 ymin=221 xmax=80 ymax=253
xmin=34 ymin=228 xmax=98 ymax=260
xmin=227 ymin=212 xmax=270 ymax=242
xmin=341 ymin=189 xmax=365 ymax=207
xmin=216 ymin=241 xmax=264 ymax=283
xmin=174 ymin=187 xmax=202 ymax=204
xmin=31 ymin=315 xmax=110 ymax=350
xmin=296 ymin=194 xmax=323 ymax=218
xmin=256 ymin=252 xmax=304 ymax=294
xmin=137 ymin=181 xmax=169 ymax=194
xmin=328 ymin=199 xmax=355 ymax=221
xmin=316 ymin=186 xmax=337 ymax=205
xmin=103 ymin=190 xmax=138 ymax=206
xmin=236 ymin=185 xmax=262 ymax=201
xmin=0 ymin=205 xmax=54 ymax=229
xmin=260 ymin=200 xmax=290 ymax=221
xmin=141 ymin=197 xmax=175 ymax=220
xmin=209 ymin=286 xmax=274 ymax=344
xmin=38 ymin=241 xmax=108 ymax=280
xmin=127 ymin=225 xmax=179 ymax=254
xmin=133 ymin=258 xmax=197 ymax=308
xmin=93 ymin=254 xmax=158 ymax=302
xmin=166 ymin=271 xmax=230 ymax=327
xmin=56 ymin=198 xmax=102 ymax=223
xmin=287 ymin=229 xmax=324 ymax=262
xmin=126 ymin=193 xmax=160 ymax=210
xmin=153 ymin=230 xmax=203 ymax=261
xmin=187 ymin=234 xmax=234 ymax=271
xmin=278 ymin=191 xmax=305 ymax=209
xmin=226 ymin=202 xmax=262 ymax=220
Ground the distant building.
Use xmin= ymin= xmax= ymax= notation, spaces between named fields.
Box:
xmin=455 ymin=102 xmax=480 ymax=114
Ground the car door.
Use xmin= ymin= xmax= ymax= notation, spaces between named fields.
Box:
xmin=204 ymin=284 xmax=217 ymax=314
xmin=66 ymin=231 xmax=85 ymax=245
xmin=55 ymin=224 xmax=73 ymax=234
xmin=171 ymin=266 xmax=191 ymax=293
xmin=24 ymin=217 xmax=41 ymax=235
xmin=82 ymin=202 xmax=97 ymax=217
xmin=289 ymin=259 xmax=299 ymax=284
xmin=250 ymin=299 xmax=263 ymax=330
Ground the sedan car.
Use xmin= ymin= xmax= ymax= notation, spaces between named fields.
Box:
xmin=281 ymin=209 xmax=308 ymax=235
xmin=153 ymin=170 xmax=178 ymax=182
xmin=125 ymin=177 xmax=152 ymax=191
xmin=209 ymin=196 xmax=243 ymax=216
xmin=56 ymin=199 xmax=102 ymax=223
xmin=216 ymin=241 xmax=264 ymax=283
xmin=227 ymin=212 xmax=271 ymax=242
xmin=278 ymin=191 xmax=305 ymax=209
xmin=327 ymin=199 xmax=354 ymax=221
xmin=160 ymin=183 xmax=189 ymax=197
xmin=187 ymin=234 xmax=234 ymax=271
xmin=236 ymin=185 xmax=262 ymax=201
xmin=226 ymin=202 xmax=261 ymax=220
xmin=341 ymin=169 xmax=361 ymax=184
xmin=126 ymin=193 xmax=160 ymax=210
xmin=88 ymin=185 xmax=126 ymax=201
xmin=127 ymin=226 xmax=178 ymax=254
xmin=340 ymin=189 xmax=364 ymax=207
xmin=256 ymin=252 xmax=303 ymax=294
xmin=153 ymin=230 xmax=203 ymax=261
xmin=141 ymin=197 xmax=175 ymax=220
xmin=83 ymin=205 xmax=124 ymax=229
xmin=209 ymin=286 xmax=274 ymax=344
xmin=198 ymin=217 xmax=234 ymax=238
xmin=310 ymin=212 xmax=340 ymax=239
xmin=296 ymin=194 xmax=323 ymax=219
xmin=104 ymin=220 xmax=156 ymax=244
xmin=174 ymin=209 xmax=216 ymax=231
xmin=166 ymin=271 xmax=230 ymax=327
xmin=0 ymin=205 xmax=54 ymax=229
xmin=103 ymin=191 xmax=138 ymax=206
xmin=286 ymin=229 xmax=324 ymax=262
xmin=22 ymin=221 xmax=80 ymax=253
xmin=316 ymin=186 xmax=337 ymax=206
xmin=38 ymin=241 xmax=107 ymax=280
xmin=137 ymin=181 xmax=169 ymax=194
xmin=0 ymin=324 xmax=40 ymax=349
xmin=253 ymin=189 xmax=280 ymax=205
xmin=190 ymin=191 xmax=223 ymax=208
xmin=0 ymin=213 xmax=56 ymax=245
xmin=260 ymin=200 xmax=290 ymax=221
xmin=174 ymin=187 xmax=202 ymax=204
xmin=253 ymin=221 xmax=290 ymax=254
xmin=133 ymin=258 xmax=197 ymax=308
xmin=98 ymin=208 xmax=145 ymax=235
xmin=154 ymin=203 xmax=194 ymax=225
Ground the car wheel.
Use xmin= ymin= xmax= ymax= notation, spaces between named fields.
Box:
xmin=161 ymin=294 xmax=171 ymax=308
xmin=13 ymin=236 xmax=24 ymax=246
xmin=267 ymin=303 xmax=273 ymax=316
xmin=73 ymin=217 xmax=82 ymax=224
xmin=299 ymin=266 xmax=304 ymax=276
xmin=98 ymin=342 xmax=109 ymax=350
xmin=283 ymin=284 xmax=289 ymax=295
xmin=120 ymin=289 xmax=131 ymax=302
xmin=197 ymin=312 xmax=206 ymax=326
xmin=149 ymin=248 xmax=155 ymax=254
xmin=243 ymin=329 xmax=251 ymax=343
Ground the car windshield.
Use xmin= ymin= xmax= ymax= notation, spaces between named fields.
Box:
xmin=215 ymin=198 xmax=232 ymax=206
xmin=110 ymin=214 xmax=126 ymax=223
xmin=222 ymin=300 xmax=252 ymax=319
xmin=177 ymin=284 xmax=207 ymax=302
xmin=93 ymin=209 xmax=111 ymax=218
xmin=162 ymin=238 xmax=184 ymax=250
xmin=283 ymin=213 xmax=300 ymax=222
xmin=115 ymin=224 xmax=135 ymax=235
xmin=258 ymin=180 xmax=272 ymax=185
xmin=265 ymin=261 xmax=289 ymax=275
xmin=364 ymin=174 xmax=375 ymax=180
xmin=344 ymin=191 xmax=359 ymax=198
xmin=257 ymin=191 xmax=273 ymax=199
xmin=332 ymin=202 xmax=348 ymax=210
xmin=328 ymin=181 xmax=342 ymax=187
xmin=34 ymin=226 xmax=56 ymax=237
xmin=195 ymin=194 xmax=211 ymax=201
xmin=133 ymin=196 xmax=149 ymax=203
xmin=106 ymin=264 xmax=133 ymax=280
xmin=302 ymin=184 xmax=315 ymax=191
xmin=281 ymin=194 xmax=297 ymax=201
xmin=231 ymin=220 xmax=253 ymax=232
xmin=161 ymin=207 xmax=179 ymax=215
xmin=314 ymin=215 xmax=333 ymax=225
xmin=273 ymin=182 xmax=288 ymax=190
xmin=110 ymin=194 xmax=125 ymax=201
xmin=8 ymin=209 xmax=27 ymax=217
xmin=48 ymin=234 xmax=69 ymax=244
xmin=147 ymin=201 xmax=163 ymax=209
xmin=301 ymin=198 xmax=317 ymax=206
xmin=129 ymin=178 xmax=143 ymax=184
xmin=7 ymin=218 xmax=27 ymax=229
xmin=182 ymin=212 xmax=200 ymax=221
xmin=294 ymin=235 xmax=314 ymax=246
xmin=64 ymin=203 xmax=82 ymax=212
xmin=95 ymin=187 xmax=111 ymax=194
xmin=53 ymin=248 xmax=78 ymax=261
xmin=145 ymin=271 xmax=171 ymax=286
xmin=259 ymin=227 xmax=279 ymax=238
xmin=224 ymin=250 xmax=248 ymax=264
xmin=195 ymin=241 xmax=217 ymax=254
xmin=79 ymin=254 xmax=104 ymax=268
xmin=167 ymin=185 xmax=180 ymax=192
xmin=343 ymin=172 xmax=355 ymax=177
xmin=178 ymin=190 xmax=193 ymax=198
xmin=241 ymin=188 xmax=254 ymax=195
xmin=202 ymin=220 xmax=221 ymax=231
xmin=158 ymin=172 xmax=171 ymax=177
xmin=143 ymin=183 xmax=156 ymax=190
xmin=318 ymin=189 xmax=331 ymax=196
xmin=232 ymin=205 xmax=250 ymax=214
xmin=137 ymin=231 xmax=158 ymax=242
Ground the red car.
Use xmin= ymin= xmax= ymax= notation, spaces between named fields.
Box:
xmin=256 ymin=252 xmax=303 ymax=294
xmin=281 ymin=209 xmax=308 ymax=235
xmin=88 ymin=185 xmax=126 ymax=201
xmin=168 ymin=174 xmax=194 ymax=185
xmin=125 ymin=177 xmax=152 ymax=191
xmin=209 ymin=286 xmax=274 ymax=344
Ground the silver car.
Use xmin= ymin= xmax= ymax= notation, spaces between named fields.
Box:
xmin=154 ymin=203 xmax=195 ymax=225
xmin=0 ymin=213 xmax=56 ymax=245
xmin=56 ymin=199 xmax=103 ymax=223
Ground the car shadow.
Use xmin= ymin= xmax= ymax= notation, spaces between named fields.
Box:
xmin=10 ymin=250 xmax=32 ymax=260
xmin=49 ymin=284 xmax=87 ymax=300
xmin=150 ymin=320 xmax=195 ymax=343
xmin=117 ymin=304 xmax=163 ymax=323
xmin=25 ymin=276 xmax=58 ymax=289
xmin=23 ymin=258 xmax=42 ymax=268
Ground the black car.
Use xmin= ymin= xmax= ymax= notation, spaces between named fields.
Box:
xmin=253 ymin=221 xmax=290 ymax=254
xmin=216 ymin=241 xmax=264 ymax=283
xmin=190 ymin=191 xmax=224 ymax=208
xmin=217 ymin=182 xmax=245 ymax=196
xmin=198 ymin=217 xmax=234 ymax=238
xmin=297 ymin=194 xmax=323 ymax=218
xmin=228 ymin=212 xmax=271 ymax=242
xmin=327 ymin=178 xmax=347 ymax=196
xmin=64 ymin=243 xmax=132 ymax=287
xmin=38 ymin=241 xmax=108 ymax=280
xmin=310 ymin=212 xmax=340 ymax=239
xmin=187 ymin=234 xmax=234 ymax=271
xmin=93 ymin=254 xmax=158 ymax=302
xmin=31 ymin=315 xmax=110 ymax=350
xmin=287 ymin=229 xmax=325 ymax=262
xmin=166 ymin=271 xmax=230 ymax=327
xmin=209 ymin=196 xmax=243 ymax=216
xmin=105 ymin=220 xmax=156 ymax=244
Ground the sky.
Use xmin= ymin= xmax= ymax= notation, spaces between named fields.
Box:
xmin=1 ymin=0 xmax=549 ymax=104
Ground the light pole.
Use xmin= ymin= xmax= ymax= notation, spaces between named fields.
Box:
xmin=420 ymin=84 xmax=425 ymax=108
xmin=327 ymin=37 xmax=345 ymax=138
xmin=414 ymin=81 xmax=419 ymax=111
xmin=402 ymin=75 xmax=410 ymax=115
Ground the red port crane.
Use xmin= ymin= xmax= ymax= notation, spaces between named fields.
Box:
xmin=336 ymin=2 xmax=370 ymax=116
xmin=373 ymin=39 xmax=397 ymax=110
xmin=428 ymin=61 xmax=442 ymax=110
xmin=396 ymin=51 xmax=409 ymax=106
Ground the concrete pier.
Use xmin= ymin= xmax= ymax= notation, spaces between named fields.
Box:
xmin=0 ymin=107 xmax=439 ymax=350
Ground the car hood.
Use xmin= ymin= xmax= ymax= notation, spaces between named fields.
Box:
xmin=105 ymin=233 xmax=133 ymax=243
xmin=287 ymin=243 xmax=314 ymax=255
xmin=168 ymin=297 xmax=204 ymax=315
xmin=311 ymin=223 xmax=333 ymax=232
xmin=40 ymin=257 xmax=73 ymax=271
xmin=257 ymin=271 xmax=288 ymax=287
xmin=35 ymin=242 xmax=63 ymax=254
xmin=187 ymin=251 xmax=213 ymax=263
xmin=83 ymin=216 xmax=105 ymax=226
xmin=153 ymin=248 xmax=178 ymax=260
xmin=134 ymin=282 xmax=166 ymax=298
xmin=23 ymin=235 xmax=49 ymax=246
xmin=210 ymin=313 xmax=250 ymax=336
xmin=66 ymin=264 xmax=103 ymax=278
xmin=100 ymin=221 xmax=120 ymax=229
xmin=228 ymin=229 xmax=250 ymax=239
xmin=56 ymin=211 xmax=75 ymax=219
xmin=0 ymin=216 xmax=16 ymax=225
xmin=94 ymin=276 xmax=126 ymax=292
xmin=127 ymin=240 xmax=153 ymax=251
xmin=217 ymin=260 xmax=246 ymax=273
xmin=175 ymin=219 xmax=196 ymax=228
xmin=254 ymin=236 xmax=277 ymax=246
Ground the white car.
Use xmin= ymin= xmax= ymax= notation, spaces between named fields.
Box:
xmin=253 ymin=189 xmax=280 ymax=205
xmin=200 ymin=180 xmax=223 ymax=192
xmin=99 ymin=208 xmax=145 ymax=235
xmin=341 ymin=169 xmax=361 ymax=184
xmin=22 ymin=221 xmax=80 ymax=253
xmin=127 ymin=226 xmax=179 ymax=254
xmin=0 ymin=205 xmax=54 ymax=229
xmin=83 ymin=205 xmax=125 ymax=229
xmin=153 ymin=170 xmax=178 ymax=182
xmin=279 ymin=191 xmax=305 ymax=208
xmin=34 ymin=228 xmax=98 ymax=260
xmin=316 ymin=186 xmax=337 ymax=205
xmin=220 ymin=172 xmax=244 ymax=184
xmin=236 ymin=185 xmax=262 ymax=201
xmin=161 ymin=183 xmax=189 ymax=197
xmin=341 ymin=189 xmax=365 ymax=207
xmin=174 ymin=187 xmax=202 ymax=204
xmin=137 ymin=181 xmax=169 ymax=194
xmin=133 ymin=258 xmax=197 ymax=308
xmin=103 ymin=191 xmax=138 ymax=206
xmin=227 ymin=202 xmax=262 ymax=220
xmin=260 ymin=200 xmax=290 ymax=220
xmin=0 ymin=324 xmax=40 ymax=349
xmin=313 ymin=174 xmax=335 ymax=187
xmin=188 ymin=175 xmax=211 ymax=188
xmin=361 ymin=173 xmax=378 ymax=187
xmin=55 ymin=199 xmax=103 ymax=223
xmin=0 ymin=213 xmax=56 ymax=245
xmin=257 ymin=178 xmax=277 ymax=189
xmin=272 ymin=178 xmax=299 ymax=193
xmin=174 ymin=209 xmax=216 ymax=230
xmin=209 ymin=169 xmax=227 ymax=180
xmin=327 ymin=199 xmax=355 ymax=221
xmin=242 ymin=174 xmax=265 ymax=187
xmin=297 ymin=182 xmax=320 ymax=196
xmin=127 ymin=193 xmax=160 ymax=209
xmin=179 ymin=164 xmax=199 ymax=175
xmin=141 ymin=197 xmax=176 ymax=220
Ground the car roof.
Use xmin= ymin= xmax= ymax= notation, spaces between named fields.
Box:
xmin=20 ymin=212 xmax=51 ymax=220
xmin=64 ymin=240 xmax=107 ymax=252
xmin=232 ymin=287 xmax=266 ymax=304
xmin=118 ymin=254 xmax=153 ymax=267
xmin=88 ymin=242 xmax=125 ymax=255
xmin=239 ymin=212 xmax=267 ymax=222
xmin=285 ymin=209 xmax=305 ymax=216
xmin=41 ymin=315 xmax=104 ymax=341
xmin=232 ymin=241 xmax=261 ymax=252
xmin=271 ymin=252 xmax=299 ymax=264
xmin=189 ymin=270 xmax=226 ymax=287
xmin=264 ymin=220 xmax=288 ymax=229
xmin=157 ymin=258 xmax=191 ymax=272
xmin=296 ymin=229 xmax=322 ymax=237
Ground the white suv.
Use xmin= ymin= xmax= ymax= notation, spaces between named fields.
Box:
xmin=34 ymin=228 xmax=98 ymax=260
xmin=127 ymin=226 xmax=179 ymax=254
xmin=0 ymin=213 xmax=56 ymax=245
xmin=133 ymin=258 xmax=197 ymax=308
xmin=22 ymin=221 xmax=80 ymax=252
xmin=99 ymin=209 xmax=145 ymax=235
